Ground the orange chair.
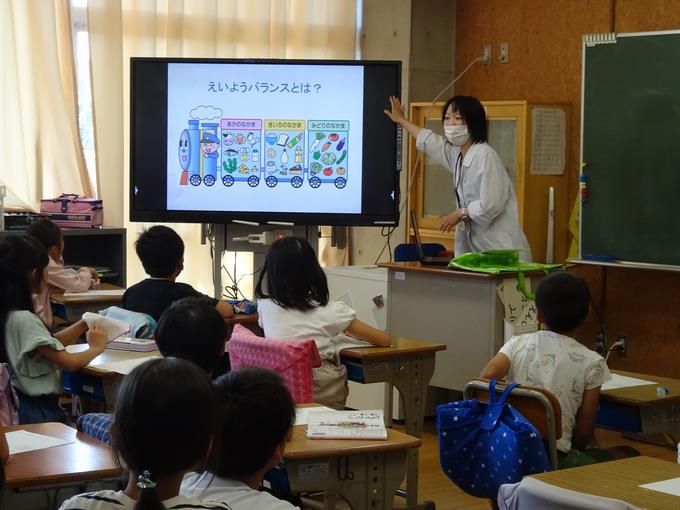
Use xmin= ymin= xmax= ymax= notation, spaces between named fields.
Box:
xmin=228 ymin=324 xmax=321 ymax=404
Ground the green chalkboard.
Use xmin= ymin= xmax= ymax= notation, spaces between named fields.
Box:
xmin=581 ymin=31 xmax=680 ymax=267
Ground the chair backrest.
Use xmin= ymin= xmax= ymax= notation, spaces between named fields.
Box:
xmin=0 ymin=363 xmax=19 ymax=426
xmin=465 ymin=378 xmax=562 ymax=469
xmin=394 ymin=242 xmax=446 ymax=262
xmin=228 ymin=324 xmax=321 ymax=404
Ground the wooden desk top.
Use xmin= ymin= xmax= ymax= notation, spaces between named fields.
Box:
xmin=530 ymin=456 xmax=680 ymax=510
xmin=285 ymin=423 xmax=421 ymax=461
xmin=68 ymin=343 xmax=161 ymax=377
xmin=601 ymin=370 xmax=680 ymax=406
xmin=51 ymin=283 xmax=125 ymax=305
xmin=378 ymin=261 xmax=545 ymax=280
xmin=340 ymin=336 xmax=446 ymax=360
xmin=4 ymin=422 xmax=120 ymax=489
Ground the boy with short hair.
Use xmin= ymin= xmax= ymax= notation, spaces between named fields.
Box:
xmin=481 ymin=271 xmax=637 ymax=468
xmin=181 ymin=368 xmax=298 ymax=510
xmin=122 ymin=225 xmax=233 ymax=321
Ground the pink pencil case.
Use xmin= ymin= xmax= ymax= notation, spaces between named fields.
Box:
xmin=40 ymin=194 xmax=103 ymax=228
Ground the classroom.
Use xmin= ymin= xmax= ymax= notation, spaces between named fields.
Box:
xmin=2 ymin=0 xmax=680 ymax=509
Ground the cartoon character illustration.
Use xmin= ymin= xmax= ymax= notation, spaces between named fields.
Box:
xmin=246 ymin=132 xmax=260 ymax=146
xmin=199 ymin=132 xmax=220 ymax=186
xmin=179 ymin=119 xmax=200 ymax=185
xmin=222 ymin=132 xmax=234 ymax=146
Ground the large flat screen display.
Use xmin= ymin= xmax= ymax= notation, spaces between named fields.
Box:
xmin=130 ymin=58 xmax=401 ymax=226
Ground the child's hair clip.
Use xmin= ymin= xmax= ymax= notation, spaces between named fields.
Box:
xmin=137 ymin=469 xmax=157 ymax=489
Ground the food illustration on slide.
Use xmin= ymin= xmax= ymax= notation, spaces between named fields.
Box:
xmin=178 ymin=110 xmax=348 ymax=190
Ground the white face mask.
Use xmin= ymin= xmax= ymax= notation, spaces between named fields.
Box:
xmin=444 ymin=125 xmax=470 ymax=146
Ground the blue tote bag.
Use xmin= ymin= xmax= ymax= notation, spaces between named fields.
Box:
xmin=436 ymin=380 xmax=552 ymax=498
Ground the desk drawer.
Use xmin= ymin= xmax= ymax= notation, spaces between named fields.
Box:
xmin=63 ymin=371 xmax=106 ymax=403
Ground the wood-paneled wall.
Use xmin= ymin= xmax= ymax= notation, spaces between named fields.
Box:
xmin=454 ymin=0 xmax=680 ymax=377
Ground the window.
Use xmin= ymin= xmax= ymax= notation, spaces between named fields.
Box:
xmin=70 ymin=0 xmax=97 ymax=193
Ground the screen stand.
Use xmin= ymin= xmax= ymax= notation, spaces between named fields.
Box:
xmin=212 ymin=223 xmax=319 ymax=300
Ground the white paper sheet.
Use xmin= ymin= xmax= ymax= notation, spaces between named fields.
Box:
xmin=295 ymin=405 xmax=334 ymax=425
xmin=64 ymin=289 xmax=125 ymax=297
xmin=639 ymin=476 xmax=680 ymax=497
xmin=602 ymin=373 xmax=657 ymax=391
xmin=93 ymin=355 xmax=161 ymax=375
xmin=7 ymin=430 xmax=74 ymax=454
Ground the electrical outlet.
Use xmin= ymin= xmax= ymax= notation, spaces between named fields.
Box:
xmin=618 ymin=335 xmax=628 ymax=357
xmin=482 ymin=44 xmax=491 ymax=64
xmin=499 ymin=42 xmax=509 ymax=63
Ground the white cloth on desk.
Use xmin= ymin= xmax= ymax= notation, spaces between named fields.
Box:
xmin=416 ymin=128 xmax=531 ymax=260
xmin=58 ymin=490 xmax=231 ymax=509
xmin=498 ymin=477 xmax=642 ymax=510
xmin=182 ymin=472 xmax=299 ymax=510
xmin=499 ymin=330 xmax=611 ymax=452
xmin=256 ymin=298 xmax=355 ymax=360
xmin=82 ymin=312 xmax=130 ymax=341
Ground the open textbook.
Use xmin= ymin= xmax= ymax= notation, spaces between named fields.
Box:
xmin=306 ymin=409 xmax=387 ymax=440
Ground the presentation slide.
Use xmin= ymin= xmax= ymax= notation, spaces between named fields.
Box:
xmin=166 ymin=63 xmax=364 ymax=214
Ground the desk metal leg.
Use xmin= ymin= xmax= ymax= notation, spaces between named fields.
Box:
xmin=357 ymin=353 xmax=436 ymax=507
xmin=287 ymin=451 xmax=408 ymax=510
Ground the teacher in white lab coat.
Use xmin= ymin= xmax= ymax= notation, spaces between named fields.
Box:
xmin=385 ymin=95 xmax=531 ymax=261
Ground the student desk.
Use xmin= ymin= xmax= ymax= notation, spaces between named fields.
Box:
xmin=378 ymin=262 xmax=541 ymax=391
xmin=599 ymin=369 xmax=680 ymax=442
xmin=529 ymin=456 xmax=680 ymax=509
xmin=340 ymin=338 xmax=445 ymax=507
xmin=64 ymin=344 xmax=161 ymax=408
xmin=285 ymin=420 xmax=423 ymax=510
xmin=51 ymin=283 xmax=125 ymax=322
xmin=4 ymin=422 xmax=120 ymax=508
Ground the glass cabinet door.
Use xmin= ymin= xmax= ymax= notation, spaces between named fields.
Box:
xmin=422 ymin=119 xmax=453 ymax=218
xmin=487 ymin=119 xmax=517 ymax=182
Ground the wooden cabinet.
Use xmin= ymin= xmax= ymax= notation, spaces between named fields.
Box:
xmin=408 ymin=101 xmax=570 ymax=263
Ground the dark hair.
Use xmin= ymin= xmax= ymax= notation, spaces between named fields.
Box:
xmin=156 ymin=296 xmax=230 ymax=374
xmin=25 ymin=219 xmax=62 ymax=250
xmin=441 ymin=95 xmax=488 ymax=143
xmin=255 ymin=236 xmax=327 ymax=311
xmin=212 ymin=368 xmax=295 ymax=479
xmin=0 ymin=235 xmax=49 ymax=362
xmin=112 ymin=357 xmax=218 ymax=510
xmin=535 ymin=271 xmax=590 ymax=333
xmin=135 ymin=226 xmax=184 ymax=278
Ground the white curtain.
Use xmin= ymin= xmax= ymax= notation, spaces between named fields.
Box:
xmin=0 ymin=0 xmax=92 ymax=210
xmin=87 ymin=0 xmax=357 ymax=294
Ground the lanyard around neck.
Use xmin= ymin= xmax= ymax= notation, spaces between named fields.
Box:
xmin=454 ymin=151 xmax=464 ymax=208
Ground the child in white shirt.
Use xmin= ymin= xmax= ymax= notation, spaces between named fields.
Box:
xmin=182 ymin=367 xmax=298 ymax=510
xmin=481 ymin=271 xmax=638 ymax=468
xmin=255 ymin=236 xmax=390 ymax=409
xmin=59 ymin=358 xmax=230 ymax=510
xmin=26 ymin=219 xmax=98 ymax=329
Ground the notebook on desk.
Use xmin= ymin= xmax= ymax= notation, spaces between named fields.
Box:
xmin=410 ymin=211 xmax=451 ymax=266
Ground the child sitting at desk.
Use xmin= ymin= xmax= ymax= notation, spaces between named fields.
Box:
xmin=77 ymin=296 xmax=232 ymax=444
xmin=481 ymin=271 xmax=638 ymax=468
xmin=26 ymin=218 xmax=99 ymax=329
xmin=123 ymin=225 xmax=234 ymax=322
xmin=60 ymin=358 xmax=230 ymax=510
xmin=0 ymin=235 xmax=108 ymax=424
xmin=181 ymin=367 xmax=297 ymax=510
xmin=255 ymin=236 xmax=390 ymax=409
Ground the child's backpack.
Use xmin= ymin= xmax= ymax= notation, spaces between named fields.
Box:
xmin=0 ymin=363 xmax=19 ymax=426
xmin=436 ymin=379 xmax=552 ymax=499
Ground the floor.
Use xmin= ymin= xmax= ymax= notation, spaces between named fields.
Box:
xmin=391 ymin=420 xmax=676 ymax=510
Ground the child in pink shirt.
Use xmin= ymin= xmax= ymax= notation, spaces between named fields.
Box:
xmin=26 ymin=219 xmax=98 ymax=329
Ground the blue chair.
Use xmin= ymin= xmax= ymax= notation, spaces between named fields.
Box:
xmin=394 ymin=243 xmax=446 ymax=262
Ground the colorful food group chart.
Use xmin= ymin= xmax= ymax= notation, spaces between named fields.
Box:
xmin=178 ymin=116 xmax=350 ymax=190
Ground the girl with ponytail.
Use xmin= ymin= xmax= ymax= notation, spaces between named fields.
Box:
xmin=59 ymin=358 xmax=230 ymax=510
